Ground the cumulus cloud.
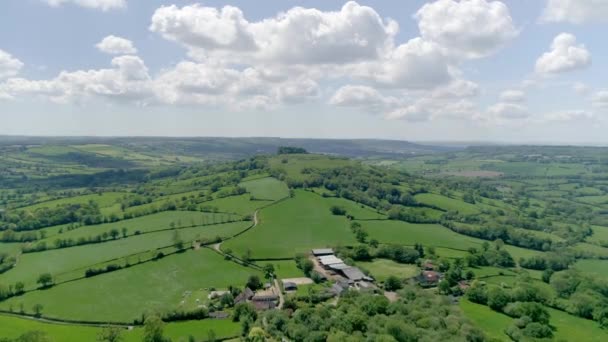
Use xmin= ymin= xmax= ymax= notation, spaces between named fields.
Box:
xmin=573 ymin=82 xmax=591 ymax=96
xmin=540 ymin=0 xmax=608 ymax=24
xmin=43 ymin=0 xmax=126 ymax=11
xmin=487 ymin=102 xmax=530 ymax=120
xmin=2 ymin=55 xmax=151 ymax=104
xmin=499 ymin=89 xmax=525 ymax=103
xmin=415 ymin=0 xmax=518 ymax=59
xmin=350 ymin=38 xmax=453 ymax=89
xmin=329 ymin=85 xmax=399 ymax=113
xmin=0 ymin=50 xmax=23 ymax=79
xmin=96 ymin=35 xmax=137 ymax=55
xmin=543 ymin=110 xmax=594 ymax=122
xmin=535 ymin=33 xmax=591 ymax=74
xmin=592 ymin=90 xmax=608 ymax=108
xmin=150 ymin=1 xmax=398 ymax=65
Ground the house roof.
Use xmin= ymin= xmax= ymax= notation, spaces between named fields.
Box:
xmin=234 ymin=287 xmax=254 ymax=303
xmin=328 ymin=263 xmax=351 ymax=270
xmin=422 ymin=271 xmax=441 ymax=282
xmin=318 ymin=255 xmax=344 ymax=266
xmin=312 ymin=248 xmax=334 ymax=256
xmin=341 ymin=267 xmax=366 ymax=281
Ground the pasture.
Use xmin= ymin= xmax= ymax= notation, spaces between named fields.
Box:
xmin=356 ymin=259 xmax=419 ymax=281
xmin=414 ymin=193 xmax=480 ymax=215
xmin=223 ymin=190 xmax=356 ymax=259
xmin=240 ymin=177 xmax=289 ymax=201
xmin=0 ymin=249 xmax=258 ymax=322
xmin=0 ymin=221 xmax=250 ymax=288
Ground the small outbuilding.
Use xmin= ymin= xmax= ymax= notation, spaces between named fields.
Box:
xmin=283 ymin=281 xmax=297 ymax=291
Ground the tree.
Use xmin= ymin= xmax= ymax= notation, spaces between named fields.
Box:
xmin=14 ymin=330 xmax=50 ymax=342
xmin=97 ymin=326 xmax=123 ymax=342
xmin=14 ymin=281 xmax=25 ymax=295
xmin=263 ymin=264 xmax=275 ymax=280
xmin=487 ymin=286 xmax=510 ymax=311
xmin=36 ymin=273 xmax=53 ymax=288
xmin=172 ymin=230 xmax=184 ymax=251
xmin=384 ymin=276 xmax=402 ymax=291
xmin=330 ymin=206 xmax=347 ymax=216
xmin=143 ymin=315 xmax=165 ymax=342
xmin=246 ymin=275 xmax=262 ymax=290
xmin=32 ymin=304 xmax=43 ymax=317
xmin=109 ymin=229 xmax=119 ymax=240
xmin=121 ymin=228 xmax=128 ymax=238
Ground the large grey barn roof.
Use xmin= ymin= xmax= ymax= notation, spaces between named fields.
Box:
xmin=341 ymin=267 xmax=366 ymax=281
xmin=312 ymin=248 xmax=334 ymax=256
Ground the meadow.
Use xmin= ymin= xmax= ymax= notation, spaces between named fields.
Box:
xmin=356 ymin=259 xmax=419 ymax=282
xmin=223 ymin=190 xmax=357 ymax=259
xmin=0 ymin=249 xmax=258 ymax=322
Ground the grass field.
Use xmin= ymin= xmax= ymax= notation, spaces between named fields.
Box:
xmin=240 ymin=177 xmax=289 ymax=201
xmin=356 ymin=259 xmax=419 ymax=281
xmin=588 ymin=225 xmax=608 ymax=244
xmin=0 ymin=249 xmax=258 ymax=322
xmin=270 ymin=260 xmax=305 ymax=279
xmin=320 ymin=194 xmax=386 ymax=220
xmin=0 ymin=221 xmax=250 ymax=288
xmin=459 ymin=299 xmax=510 ymax=341
xmin=574 ymin=259 xmax=608 ymax=280
xmin=361 ymin=220 xmax=484 ymax=250
xmin=269 ymin=155 xmax=353 ymax=180
xmin=576 ymin=195 xmax=608 ymax=205
xmin=223 ymin=190 xmax=356 ymax=259
xmin=0 ymin=314 xmax=239 ymax=341
xmin=414 ymin=193 xmax=480 ymax=215
xmin=199 ymin=194 xmax=272 ymax=215
xmin=36 ymin=211 xmax=238 ymax=242
xmin=17 ymin=192 xmax=127 ymax=216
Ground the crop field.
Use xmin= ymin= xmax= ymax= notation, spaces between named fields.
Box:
xmin=223 ymin=190 xmax=356 ymax=258
xmin=0 ymin=248 xmax=258 ymax=322
xmin=356 ymin=259 xmax=419 ymax=281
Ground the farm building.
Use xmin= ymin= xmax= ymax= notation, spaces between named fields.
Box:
xmin=252 ymin=288 xmax=279 ymax=311
xmin=418 ymin=270 xmax=442 ymax=287
xmin=312 ymin=248 xmax=334 ymax=256
xmin=341 ymin=267 xmax=370 ymax=282
xmin=235 ymin=287 xmax=254 ymax=304
xmin=283 ymin=281 xmax=297 ymax=291
xmin=318 ymin=255 xmax=344 ymax=268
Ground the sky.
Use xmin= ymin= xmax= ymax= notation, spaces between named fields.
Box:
xmin=1 ymin=0 xmax=608 ymax=144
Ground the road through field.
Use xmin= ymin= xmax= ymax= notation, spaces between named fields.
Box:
xmin=213 ymin=210 xmax=259 ymax=253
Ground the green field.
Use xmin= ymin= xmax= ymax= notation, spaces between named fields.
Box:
xmin=199 ymin=194 xmax=271 ymax=215
xmin=588 ymin=225 xmax=608 ymax=244
xmin=0 ymin=249 xmax=258 ymax=322
xmin=0 ymin=314 xmax=239 ymax=342
xmin=356 ymin=259 xmax=419 ymax=281
xmin=223 ymin=190 xmax=356 ymax=258
xmin=0 ymin=221 xmax=250 ymax=288
xmin=414 ymin=193 xmax=480 ymax=215
xmin=361 ymin=220 xmax=484 ymax=250
xmin=240 ymin=177 xmax=289 ymax=201
xmin=574 ymin=259 xmax=608 ymax=280
xmin=270 ymin=260 xmax=305 ymax=279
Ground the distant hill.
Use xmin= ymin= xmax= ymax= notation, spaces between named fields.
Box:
xmin=0 ymin=136 xmax=457 ymax=160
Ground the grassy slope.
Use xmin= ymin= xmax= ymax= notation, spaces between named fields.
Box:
xmin=414 ymin=193 xmax=480 ymax=215
xmin=0 ymin=315 xmax=239 ymax=341
xmin=1 ymin=221 xmax=250 ymax=288
xmin=240 ymin=177 xmax=289 ymax=201
xmin=0 ymin=249 xmax=258 ymax=322
xmin=223 ymin=190 xmax=356 ymax=259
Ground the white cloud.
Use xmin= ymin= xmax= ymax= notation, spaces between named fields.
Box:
xmin=2 ymin=55 xmax=151 ymax=104
xmin=0 ymin=50 xmax=24 ymax=79
xmin=150 ymin=1 xmax=398 ymax=65
xmin=487 ymin=102 xmax=530 ymax=119
xmin=96 ymin=35 xmax=137 ymax=55
xmin=499 ymin=89 xmax=525 ymax=103
xmin=540 ymin=0 xmax=608 ymax=24
xmin=329 ymin=85 xmax=399 ymax=112
xmin=543 ymin=110 xmax=594 ymax=122
xmin=415 ymin=0 xmax=518 ymax=59
xmin=385 ymin=105 xmax=431 ymax=122
xmin=350 ymin=38 xmax=453 ymax=89
xmin=592 ymin=90 xmax=608 ymax=108
xmin=573 ymin=82 xmax=591 ymax=96
xmin=535 ymin=33 xmax=591 ymax=74
xmin=43 ymin=0 xmax=126 ymax=11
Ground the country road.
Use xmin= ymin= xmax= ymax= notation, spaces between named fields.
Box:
xmin=212 ymin=209 xmax=259 ymax=253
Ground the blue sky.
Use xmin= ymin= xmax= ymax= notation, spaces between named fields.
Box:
xmin=1 ymin=0 xmax=607 ymax=143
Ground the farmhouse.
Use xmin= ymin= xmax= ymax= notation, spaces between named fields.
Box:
xmin=418 ymin=270 xmax=442 ymax=287
xmin=234 ymin=287 xmax=254 ymax=304
xmin=252 ymin=288 xmax=279 ymax=311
